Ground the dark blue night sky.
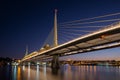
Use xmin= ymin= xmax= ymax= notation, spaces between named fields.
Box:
xmin=0 ymin=0 xmax=120 ymax=59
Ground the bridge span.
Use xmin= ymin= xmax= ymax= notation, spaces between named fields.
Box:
xmin=20 ymin=11 xmax=120 ymax=69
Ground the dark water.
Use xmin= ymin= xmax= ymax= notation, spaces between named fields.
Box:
xmin=0 ymin=65 xmax=120 ymax=80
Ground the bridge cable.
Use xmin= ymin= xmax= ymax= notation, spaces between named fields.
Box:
xmin=60 ymin=12 xmax=120 ymax=25
xmin=60 ymin=18 xmax=120 ymax=26
xmin=59 ymin=26 xmax=105 ymax=28
xmin=42 ymin=28 xmax=54 ymax=48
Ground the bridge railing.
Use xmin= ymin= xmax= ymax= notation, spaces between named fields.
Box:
xmin=100 ymin=21 xmax=120 ymax=30
xmin=82 ymin=21 xmax=120 ymax=37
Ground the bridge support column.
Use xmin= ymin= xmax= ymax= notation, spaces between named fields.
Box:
xmin=28 ymin=62 xmax=30 ymax=66
xmin=51 ymin=55 xmax=60 ymax=69
xmin=36 ymin=62 xmax=40 ymax=65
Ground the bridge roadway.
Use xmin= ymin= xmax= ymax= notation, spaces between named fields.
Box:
xmin=21 ymin=21 xmax=120 ymax=62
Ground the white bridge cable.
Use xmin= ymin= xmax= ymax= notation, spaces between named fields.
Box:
xmin=58 ymin=32 xmax=79 ymax=40
xmin=58 ymin=29 xmax=79 ymax=38
xmin=58 ymin=30 xmax=83 ymax=36
xmin=58 ymin=33 xmax=72 ymax=44
xmin=58 ymin=30 xmax=84 ymax=44
xmin=60 ymin=12 xmax=120 ymax=25
xmin=59 ymin=28 xmax=94 ymax=33
xmin=42 ymin=28 xmax=54 ymax=48
xmin=58 ymin=24 xmax=99 ymax=44
xmin=59 ymin=30 xmax=77 ymax=39
xmin=58 ymin=28 xmax=82 ymax=35
xmin=58 ymin=34 xmax=74 ymax=44
xmin=59 ymin=25 xmax=105 ymax=28
xmin=60 ymin=18 xmax=120 ymax=26
xmin=58 ymin=38 xmax=68 ymax=44
xmin=58 ymin=19 xmax=120 ymax=44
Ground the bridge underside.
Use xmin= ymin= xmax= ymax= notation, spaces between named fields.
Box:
xmin=50 ymin=28 xmax=120 ymax=56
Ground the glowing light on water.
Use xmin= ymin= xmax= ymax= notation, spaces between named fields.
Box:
xmin=22 ymin=65 xmax=25 ymax=71
xmin=28 ymin=64 xmax=30 ymax=80
xmin=36 ymin=65 xmax=40 ymax=80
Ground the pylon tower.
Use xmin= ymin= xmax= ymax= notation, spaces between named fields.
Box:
xmin=25 ymin=45 xmax=28 ymax=56
xmin=53 ymin=9 xmax=58 ymax=47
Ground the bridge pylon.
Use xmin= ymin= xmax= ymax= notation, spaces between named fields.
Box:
xmin=25 ymin=45 xmax=28 ymax=56
xmin=51 ymin=55 xmax=60 ymax=69
xmin=51 ymin=9 xmax=60 ymax=71
xmin=53 ymin=9 xmax=58 ymax=47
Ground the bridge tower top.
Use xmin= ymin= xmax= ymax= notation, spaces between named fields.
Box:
xmin=53 ymin=9 xmax=58 ymax=47
xmin=25 ymin=45 xmax=28 ymax=56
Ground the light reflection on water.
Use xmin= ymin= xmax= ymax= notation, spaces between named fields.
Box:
xmin=43 ymin=65 xmax=47 ymax=80
xmin=22 ymin=65 xmax=25 ymax=71
xmin=1 ymin=65 xmax=120 ymax=80
xmin=36 ymin=65 xmax=39 ymax=80
xmin=17 ymin=66 xmax=21 ymax=80
xmin=12 ymin=65 xmax=17 ymax=80
xmin=28 ymin=64 xmax=30 ymax=80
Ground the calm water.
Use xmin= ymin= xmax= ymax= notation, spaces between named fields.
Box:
xmin=0 ymin=65 xmax=120 ymax=80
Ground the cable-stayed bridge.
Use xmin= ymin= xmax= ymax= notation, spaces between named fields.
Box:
xmin=20 ymin=10 xmax=120 ymax=69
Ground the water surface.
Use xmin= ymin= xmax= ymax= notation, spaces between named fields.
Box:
xmin=0 ymin=65 xmax=120 ymax=80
